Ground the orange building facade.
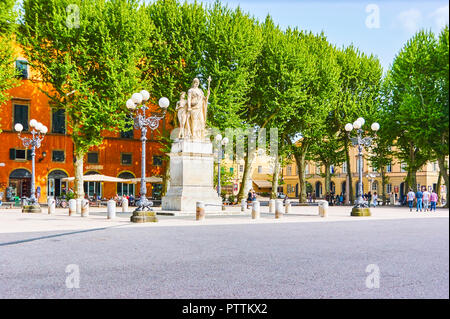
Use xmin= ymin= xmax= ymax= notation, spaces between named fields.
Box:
xmin=0 ymin=46 xmax=171 ymax=204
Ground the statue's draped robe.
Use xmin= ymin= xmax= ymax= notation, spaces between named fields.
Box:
xmin=188 ymin=87 xmax=206 ymax=140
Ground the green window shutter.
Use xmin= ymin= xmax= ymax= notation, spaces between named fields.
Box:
xmin=27 ymin=150 xmax=32 ymax=160
xmin=9 ymin=148 xmax=16 ymax=160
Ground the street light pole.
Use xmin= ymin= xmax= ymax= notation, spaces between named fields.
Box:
xmin=345 ymin=118 xmax=379 ymax=216
xmin=215 ymin=134 xmax=229 ymax=197
xmin=126 ymin=91 xmax=169 ymax=223
xmin=15 ymin=120 xmax=48 ymax=212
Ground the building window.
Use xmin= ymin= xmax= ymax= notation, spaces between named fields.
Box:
xmin=14 ymin=104 xmax=29 ymax=131
xmin=230 ymin=167 xmax=234 ymax=174
xmin=372 ymin=181 xmax=378 ymax=191
xmin=433 ymin=161 xmax=438 ymax=172
xmin=15 ymin=60 xmax=28 ymax=79
xmin=287 ymin=184 xmax=293 ymax=193
xmin=386 ymin=184 xmax=392 ymax=193
xmin=52 ymin=150 xmax=65 ymax=162
xmin=387 ymin=162 xmax=392 ymax=173
xmin=371 ymin=163 xmax=377 ymax=172
xmin=342 ymin=162 xmax=347 ymax=174
xmin=401 ymin=162 xmax=407 ymax=172
xmin=52 ymin=109 xmax=66 ymax=134
xmin=117 ymin=172 xmax=135 ymax=196
xmin=258 ymin=166 xmax=262 ymax=173
xmin=287 ymin=165 xmax=292 ymax=176
xmin=87 ymin=152 xmax=99 ymax=164
xmin=239 ymin=165 xmax=244 ymax=172
xmin=120 ymin=115 xmax=134 ymax=139
xmin=330 ymin=165 xmax=335 ymax=174
xmin=305 ymin=164 xmax=309 ymax=175
xmin=153 ymin=156 xmax=163 ymax=166
xmin=9 ymin=148 xmax=29 ymax=161
xmin=315 ymin=163 xmax=321 ymax=175
xmin=121 ymin=153 xmax=132 ymax=165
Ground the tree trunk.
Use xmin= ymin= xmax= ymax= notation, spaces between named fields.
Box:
xmin=437 ymin=155 xmax=449 ymax=208
xmin=324 ymin=163 xmax=331 ymax=195
xmin=405 ymin=170 xmax=411 ymax=195
xmin=271 ymin=152 xmax=280 ymax=199
xmin=74 ymin=150 xmax=85 ymax=200
xmin=161 ymin=158 xmax=170 ymax=198
xmin=237 ymin=147 xmax=256 ymax=202
xmin=344 ymin=140 xmax=354 ymax=203
xmin=381 ymin=168 xmax=387 ymax=205
xmin=293 ymin=146 xmax=307 ymax=203
xmin=437 ymin=170 xmax=442 ymax=205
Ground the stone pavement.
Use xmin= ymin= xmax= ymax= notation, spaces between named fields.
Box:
xmin=0 ymin=204 xmax=448 ymax=234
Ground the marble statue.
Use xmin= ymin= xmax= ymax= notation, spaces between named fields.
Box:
xmin=176 ymin=92 xmax=190 ymax=139
xmin=177 ymin=77 xmax=210 ymax=140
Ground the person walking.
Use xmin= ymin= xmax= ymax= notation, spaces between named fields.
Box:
xmin=407 ymin=189 xmax=415 ymax=212
xmin=430 ymin=190 xmax=438 ymax=212
xmin=422 ymin=187 xmax=431 ymax=212
xmin=415 ymin=188 xmax=423 ymax=212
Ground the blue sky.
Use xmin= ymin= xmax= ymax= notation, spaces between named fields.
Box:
xmin=185 ymin=0 xmax=449 ymax=71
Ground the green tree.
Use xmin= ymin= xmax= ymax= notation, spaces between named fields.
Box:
xmin=386 ymin=28 xmax=448 ymax=204
xmin=19 ymin=0 xmax=150 ymax=201
xmin=0 ymin=0 xmax=20 ymax=131
xmin=332 ymin=45 xmax=383 ymax=203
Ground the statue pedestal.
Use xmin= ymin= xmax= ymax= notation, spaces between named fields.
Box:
xmin=162 ymin=139 xmax=222 ymax=213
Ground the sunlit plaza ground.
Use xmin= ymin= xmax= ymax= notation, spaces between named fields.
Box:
xmin=0 ymin=204 xmax=448 ymax=298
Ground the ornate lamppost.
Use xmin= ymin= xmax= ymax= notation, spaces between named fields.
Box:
xmin=344 ymin=117 xmax=379 ymax=216
xmin=126 ymin=90 xmax=169 ymax=223
xmin=214 ymin=134 xmax=229 ymax=197
xmin=14 ymin=119 xmax=48 ymax=213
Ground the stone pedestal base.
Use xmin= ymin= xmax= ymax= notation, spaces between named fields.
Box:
xmin=162 ymin=139 xmax=222 ymax=213
xmin=22 ymin=205 xmax=42 ymax=213
xmin=130 ymin=211 xmax=158 ymax=223
xmin=351 ymin=207 xmax=371 ymax=216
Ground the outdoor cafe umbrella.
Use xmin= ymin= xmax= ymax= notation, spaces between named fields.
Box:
xmin=61 ymin=174 xmax=135 ymax=183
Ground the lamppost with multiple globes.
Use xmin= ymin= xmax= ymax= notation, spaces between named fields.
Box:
xmin=345 ymin=117 xmax=380 ymax=216
xmin=126 ymin=90 xmax=169 ymax=223
xmin=214 ymin=134 xmax=229 ymax=197
xmin=14 ymin=119 xmax=48 ymax=212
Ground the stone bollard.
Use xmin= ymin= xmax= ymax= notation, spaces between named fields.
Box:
xmin=122 ymin=197 xmax=129 ymax=213
xmin=252 ymin=200 xmax=260 ymax=219
xmin=285 ymin=199 xmax=291 ymax=214
xmin=196 ymin=201 xmax=205 ymax=221
xmin=269 ymin=199 xmax=275 ymax=213
xmin=241 ymin=199 xmax=246 ymax=212
xmin=68 ymin=199 xmax=76 ymax=216
xmin=81 ymin=199 xmax=89 ymax=217
xmin=76 ymin=198 xmax=82 ymax=215
xmin=47 ymin=197 xmax=55 ymax=214
xmin=318 ymin=200 xmax=329 ymax=217
xmin=107 ymin=199 xmax=116 ymax=219
xmin=275 ymin=199 xmax=283 ymax=219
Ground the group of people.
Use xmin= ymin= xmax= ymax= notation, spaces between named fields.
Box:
xmin=406 ymin=187 xmax=438 ymax=212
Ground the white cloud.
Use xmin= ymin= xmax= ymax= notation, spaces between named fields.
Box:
xmin=429 ymin=5 xmax=449 ymax=31
xmin=397 ymin=9 xmax=423 ymax=33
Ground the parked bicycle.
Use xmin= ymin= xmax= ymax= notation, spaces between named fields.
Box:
xmin=55 ymin=197 xmax=68 ymax=208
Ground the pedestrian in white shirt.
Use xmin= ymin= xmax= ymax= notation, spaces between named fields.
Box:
xmin=372 ymin=192 xmax=378 ymax=207
xmin=422 ymin=188 xmax=431 ymax=212
xmin=407 ymin=189 xmax=415 ymax=212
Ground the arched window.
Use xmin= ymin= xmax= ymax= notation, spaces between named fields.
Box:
xmin=83 ymin=171 xmax=102 ymax=198
xmin=47 ymin=170 xmax=68 ymax=198
xmin=117 ymin=172 xmax=135 ymax=196
xmin=8 ymin=169 xmax=32 ymax=199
